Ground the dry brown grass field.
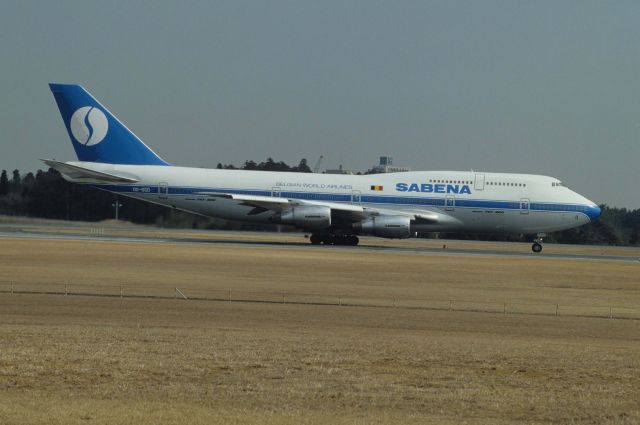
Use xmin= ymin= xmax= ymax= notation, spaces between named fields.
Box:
xmin=0 ymin=235 xmax=639 ymax=424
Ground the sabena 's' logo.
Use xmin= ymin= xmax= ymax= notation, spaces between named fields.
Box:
xmin=70 ymin=106 xmax=108 ymax=146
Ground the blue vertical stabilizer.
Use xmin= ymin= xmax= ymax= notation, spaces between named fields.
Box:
xmin=49 ymin=83 xmax=169 ymax=165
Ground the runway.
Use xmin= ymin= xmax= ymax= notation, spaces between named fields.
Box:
xmin=1 ymin=223 xmax=638 ymax=263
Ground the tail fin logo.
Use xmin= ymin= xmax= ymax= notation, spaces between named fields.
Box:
xmin=70 ymin=106 xmax=108 ymax=146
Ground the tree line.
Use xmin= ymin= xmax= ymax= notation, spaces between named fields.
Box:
xmin=0 ymin=163 xmax=638 ymax=246
xmin=0 ymin=158 xmax=312 ymax=230
xmin=216 ymin=158 xmax=312 ymax=172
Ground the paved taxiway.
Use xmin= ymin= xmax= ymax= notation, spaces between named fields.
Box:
xmin=0 ymin=225 xmax=638 ymax=263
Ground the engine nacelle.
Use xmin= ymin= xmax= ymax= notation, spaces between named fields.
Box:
xmin=353 ymin=215 xmax=412 ymax=239
xmin=278 ymin=206 xmax=331 ymax=230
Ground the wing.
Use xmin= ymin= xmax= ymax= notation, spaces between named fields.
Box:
xmin=193 ymin=191 xmax=456 ymax=225
xmin=194 ymin=191 xmax=365 ymax=219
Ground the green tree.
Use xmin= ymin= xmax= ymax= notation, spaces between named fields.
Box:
xmin=0 ymin=170 xmax=8 ymax=195
xmin=10 ymin=169 xmax=21 ymax=193
xmin=21 ymin=172 xmax=36 ymax=196
xmin=243 ymin=160 xmax=258 ymax=170
xmin=294 ymin=158 xmax=311 ymax=173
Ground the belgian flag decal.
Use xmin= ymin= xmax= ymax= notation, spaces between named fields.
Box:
xmin=370 ymin=185 xmax=384 ymax=191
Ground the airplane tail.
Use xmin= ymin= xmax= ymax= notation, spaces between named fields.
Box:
xmin=49 ymin=83 xmax=169 ymax=165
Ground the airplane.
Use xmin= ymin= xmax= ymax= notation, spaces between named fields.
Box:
xmin=45 ymin=84 xmax=601 ymax=252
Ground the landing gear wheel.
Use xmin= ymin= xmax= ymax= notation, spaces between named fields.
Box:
xmin=322 ymin=234 xmax=335 ymax=245
xmin=531 ymin=233 xmax=545 ymax=253
xmin=333 ymin=234 xmax=359 ymax=246
xmin=310 ymin=233 xmax=359 ymax=246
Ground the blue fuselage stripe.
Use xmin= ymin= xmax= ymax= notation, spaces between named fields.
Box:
xmin=93 ymin=184 xmax=596 ymax=216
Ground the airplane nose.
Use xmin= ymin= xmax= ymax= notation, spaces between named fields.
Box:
xmin=586 ymin=204 xmax=601 ymax=221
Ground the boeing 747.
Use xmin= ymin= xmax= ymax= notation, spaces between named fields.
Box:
xmin=45 ymin=84 xmax=601 ymax=252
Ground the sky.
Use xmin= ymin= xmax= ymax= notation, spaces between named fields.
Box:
xmin=1 ymin=1 xmax=639 ymax=208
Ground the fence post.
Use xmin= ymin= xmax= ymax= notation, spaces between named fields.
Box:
xmin=449 ymin=300 xmax=452 ymax=311
xmin=120 ymin=285 xmax=123 ymax=299
xmin=393 ymin=297 xmax=397 ymax=308
xmin=339 ymin=297 xmax=342 ymax=306
xmin=503 ymin=303 xmax=506 ymax=315
xmin=11 ymin=282 xmax=14 ymax=295
xmin=282 ymin=292 xmax=285 ymax=304
xmin=555 ymin=304 xmax=559 ymax=316
xmin=175 ymin=288 xmax=188 ymax=300
xmin=228 ymin=289 xmax=231 ymax=303
xmin=65 ymin=283 xmax=69 ymax=296
xmin=609 ymin=306 xmax=613 ymax=319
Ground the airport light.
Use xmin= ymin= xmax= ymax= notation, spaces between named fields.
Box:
xmin=111 ymin=198 xmax=123 ymax=221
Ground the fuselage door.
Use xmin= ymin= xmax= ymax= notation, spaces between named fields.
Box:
xmin=271 ymin=186 xmax=281 ymax=198
xmin=445 ymin=195 xmax=455 ymax=211
xmin=520 ymin=198 xmax=530 ymax=215
xmin=474 ymin=173 xmax=485 ymax=191
xmin=158 ymin=182 xmax=169 ymax=199
xmin=352 ymin=190 xmax=361 ymax=204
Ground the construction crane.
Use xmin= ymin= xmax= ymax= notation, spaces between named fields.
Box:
xmin=313 ymin=155 xmax=324 ymax=173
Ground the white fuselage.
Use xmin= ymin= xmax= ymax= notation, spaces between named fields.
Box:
xmin=69 ymin=162 xmax=600 ymax=235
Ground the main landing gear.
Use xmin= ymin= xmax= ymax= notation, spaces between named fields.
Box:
xmin=532 ymin=233 xmax=546 ymax=253
xmin=310 ymin=233 xmax=359 ymax=246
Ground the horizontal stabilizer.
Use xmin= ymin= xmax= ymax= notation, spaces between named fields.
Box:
xmin=41 ymin=159 xmax=139 ymax=183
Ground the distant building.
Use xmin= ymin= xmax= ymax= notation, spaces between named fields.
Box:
xmin=325 ymin=164 xmax=353 ymax=175
xmin=372 ymin=156 xmax=411 ymax=173
xmin=379 ymin=156 xmax=393 ymax=166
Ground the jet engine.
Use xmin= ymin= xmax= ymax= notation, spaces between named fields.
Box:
xmin=353 ymin=215 xmax=411 ymax=239
xmin=278 ymin=206 xmax=331 ymax=229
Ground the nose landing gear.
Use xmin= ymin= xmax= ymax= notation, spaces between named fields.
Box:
xmin=532 ymin=233 xmax=546 ymax=253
